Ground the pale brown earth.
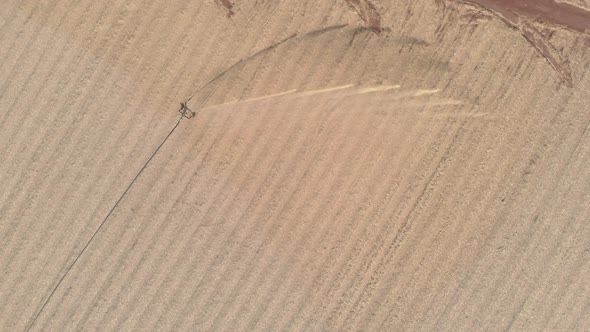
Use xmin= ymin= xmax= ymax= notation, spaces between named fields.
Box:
xmin=1 ymin=0 xmax=589 ymax=331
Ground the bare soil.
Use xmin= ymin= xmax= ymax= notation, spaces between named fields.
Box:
xmin=1 ymin=0 xmax=589 ymax=330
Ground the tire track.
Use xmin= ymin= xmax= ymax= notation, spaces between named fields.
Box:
xmin=217 ymin=93 xmax=382 ymax=330
xmin=360 ymin=127 xmax=485 ymax=330
xmin=125 ymin=40 xmax=322 ymax=330
xmin=428 ymin=80 xmax=567 ymax=330
xmin=315 ymin=92 xmax=463 ymax=329
xmin=148 ymin=29 xmax=358 ymax=330
xmin=408 ymin=58 xmax=541 ymax=329
xmin=183 ymin=46 xmax=364 ymax=330
xmin=479 ymin=117 xmax=590 ymax=330
xmin=58 ymin=5 xmax=228 ymax=328
xmin=255 ymin=96 xmax=433 ymax=331
xmin=81 ymin=78 xmax=288 ymax=330
xmin=540 ymin=224 xmax=590 ymax=330
xmin=365 ymin=117 xmax=494 ymax=330
xmin=99 ymin=100 xmax=241 ymax=331
xmin=35 ymin=2 xmax=219 ymax=329
xmin=362 ymin=37 xmax=542 ymax=329
xmin=169 ymin=88 xmax=356 ymax=330
xmin=247 ymin=46 xmax=447 ymax=331
xmin=164 ymin=88 xmax=353 ymax=330
xmin=250 ymin=37 xmax=409 ymax=331
xmin=420 ymin=57 xmax=556 ymax=327
xmin=282 ymin=33 xmax=462 ymax=326
xmin=1 ymin=0 xmax=182 ymax=326
xmin=142 ymin=93 xmax=328 ymax=331
xmin=199 ymin=33 xmax=364 ymax=326
xmin=452 ymin=101 xmax=589 ymax=331
xmin=333 ymin=116 xmax=464 ymax=331
xmin=364 ymin=52 xmax=507 ymax=329
xmin=3 ymin=0 xmax=589 ymax=329
xmin=118 ymin=25 xmax=340 ymax=326
xmin=278 ymin=103 xmax=436 ymax=330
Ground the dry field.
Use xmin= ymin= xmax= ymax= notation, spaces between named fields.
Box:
xmin=1 ymin=0 xmax=589 ymax=331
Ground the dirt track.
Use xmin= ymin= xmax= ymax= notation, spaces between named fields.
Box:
xmin=1 ymin=0 xmax=589 ymax=331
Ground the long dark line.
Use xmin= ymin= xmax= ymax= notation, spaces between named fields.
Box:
xmin=25 ymin=111 xmax=186 ymax=332
xmin=23 ymin=30 xmax=295 ymax=330
xmin=24 ymin=22 xmax=353 ymax=331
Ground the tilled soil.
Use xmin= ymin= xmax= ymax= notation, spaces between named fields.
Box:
xmin=0 ymin=1 xmax=589 ymax=330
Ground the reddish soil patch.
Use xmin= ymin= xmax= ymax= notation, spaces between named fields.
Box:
xmin=453 ymin=0 xmax=590 ymax=87
xmin=215 ymin=0 xmax=235 ymax=17
xmin=345 ymin=0 xmax=383 ymax=33
xmin=461 ymin=0 xmax=590 ymax=33
xmin=520 ymin=22 xmax=573 ymax=87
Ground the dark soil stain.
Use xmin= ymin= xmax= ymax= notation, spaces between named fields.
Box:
xmin=459 ymin=0 xmax=590 ymax=33
xmin=520 ymin=21 xmax=573 ymax=87
xmin=345 ymin=0 xmax=383 ymax=34
xmin=450 ymin=0 xmax=590 ymax=87
xmin=215 ymin=0 xmax=235 ymax=17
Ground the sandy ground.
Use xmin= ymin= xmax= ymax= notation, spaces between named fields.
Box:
xmin=1 ymin=0 xmax=589 ymax=331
